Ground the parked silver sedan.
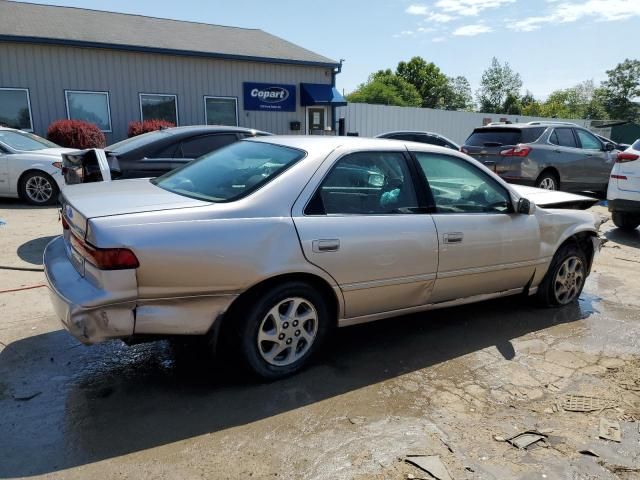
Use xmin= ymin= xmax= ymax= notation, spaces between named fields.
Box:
xmin=45 ymin=136 xmax=603 ymax=380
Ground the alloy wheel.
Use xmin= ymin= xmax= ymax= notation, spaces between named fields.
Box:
xmin=539 ymin=177 xmax=556 ymax=190
xmin=553 ymin=256 xmax=584 ymax=304
xmin=25 ymin=175 xmax=53 ymax=204
xmin=257 ymin=297 xmax=318 ymax=367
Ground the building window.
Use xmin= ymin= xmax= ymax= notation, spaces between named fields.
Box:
xmin=204 ymin=96 xmax=238 ymax=126
xmin=0 ymin=88 xmax=33 ymax=131
xmin=139 ymin=94 xmax=178 ymax=124
xmin=65 ymin=90 xmax=112 ymax=132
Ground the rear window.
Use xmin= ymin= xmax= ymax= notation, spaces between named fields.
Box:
xmin=106 ymin=129 xmax=172 ymax=154
xmin=632 ymin=139 xmax=640 ymax=150
xmin=152 ymin=141 xmax=305 ymax=202
xmin=465 ymin=127 xmax=545 ymax=147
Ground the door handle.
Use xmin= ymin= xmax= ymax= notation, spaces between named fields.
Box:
xmin=443 ymin=232 xmax=464 ymax=244
xmin=312 ymin=239 xmax=340 ymax=252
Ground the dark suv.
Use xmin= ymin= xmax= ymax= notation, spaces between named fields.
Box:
xmin=462 ymin=122 xmax=616 ymax=193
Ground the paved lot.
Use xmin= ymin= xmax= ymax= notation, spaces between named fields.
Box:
xmin=1 ymin=199 xmax=639 ymax=479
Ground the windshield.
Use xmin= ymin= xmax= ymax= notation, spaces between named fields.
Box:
xmin=0 ymin=130 xmax=59 ymax=151
xmin=106 ymin=129 xmax=172 ymax=153
xmin=152 ymin=140 xmax=305 ymax=202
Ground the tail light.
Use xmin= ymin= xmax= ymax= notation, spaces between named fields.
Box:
xmin=616 ymin=152 xmax=639 ymax=163
xmin=69 ymin=232 xmax=139 ymax=270
xmin=500 ymin=144 xmax=531 ymax=157
xmin=611 ymin=174 xmax=628 ymax=180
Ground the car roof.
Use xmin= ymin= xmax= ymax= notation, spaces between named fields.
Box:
xmin=157 ymin=125 xmax=271 ymax=136
xmin=376 ymin=130 xmax=445 ymax=137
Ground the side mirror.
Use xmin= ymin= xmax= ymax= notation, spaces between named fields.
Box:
xmin=604 ymin=142 xmax=616 ymax=152
xmin=517 ymin=197 xmax=535 ymax=215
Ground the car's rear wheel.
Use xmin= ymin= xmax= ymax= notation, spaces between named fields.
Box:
xmin=232 ymin=281 xmax=330 ymax=381
xmin=537 ymin=243 xmax=587 ymax=307
xmin=612 ymin=212 xmax=640 ymax=231
xmin=535 ymin=171 xmax=559 ymax=191
xmin=19 ymin=171 xmax=59 ymax=206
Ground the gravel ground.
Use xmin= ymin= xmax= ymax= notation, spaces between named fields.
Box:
xmin=0 ymin=199 xmax=639 ymax=480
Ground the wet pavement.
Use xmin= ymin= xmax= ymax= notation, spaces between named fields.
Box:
xmin=1 ymin=201 xmax=639 ymax=479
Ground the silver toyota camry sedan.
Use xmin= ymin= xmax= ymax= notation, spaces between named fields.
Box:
xmin=45 ymin=136 xmax=603 ymax=380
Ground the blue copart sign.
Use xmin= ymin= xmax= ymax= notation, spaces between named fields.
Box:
xmin=243 ymin=82 xmax=296 ymax=112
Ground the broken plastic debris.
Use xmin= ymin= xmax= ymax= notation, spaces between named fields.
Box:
xmin=405 ymin=455 xmax=452 ymax=480
xmin=599 ymin=418 xmax=622 ymax=442
xmin=506 ymin=431 xmax=547 ymax=450
xmin=579 ymin=449 xmax=600 ymax=457
xmin=348 ymin=416 xmax=366 ymax=425
xmin=562 ymin=394 xmax=617 ymax=412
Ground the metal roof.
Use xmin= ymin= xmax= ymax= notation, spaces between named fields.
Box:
xmin=0 ymin=1 xmax=340 ymax=67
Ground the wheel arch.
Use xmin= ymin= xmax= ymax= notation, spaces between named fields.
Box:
xmin=556 ymin=230 xmax=597 ymax=274
xmin=536 ymin=166 xmax=561 ymax=187
xmin=209 ymin=272 xmax=342 ymax=355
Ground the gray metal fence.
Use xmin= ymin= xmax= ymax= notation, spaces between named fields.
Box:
xmin=335 ymin=103 xmax=598 ymax=145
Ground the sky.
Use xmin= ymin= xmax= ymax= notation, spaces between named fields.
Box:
xmin=26 ymin=0 xmax=640 ymax=100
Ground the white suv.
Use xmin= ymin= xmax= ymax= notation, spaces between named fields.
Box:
xmin=607 ymin=139 xmax=640 ymax=231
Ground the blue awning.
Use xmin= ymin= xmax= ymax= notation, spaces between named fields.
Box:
xmin=300 ymin=83 xmax=347 ymax=107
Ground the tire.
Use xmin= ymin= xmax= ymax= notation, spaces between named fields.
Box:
xmin=18 ymin=171 xmax=59 ymax=206
xmin=536 ymin=243 xmax=588 ymax=307
xmin=535 ymin=171 xmax=559 ymax=191
xmin=230 ymin=281 xmax=331 ymax=381
xmin=612 ymin=212 xmax=640 ymax=231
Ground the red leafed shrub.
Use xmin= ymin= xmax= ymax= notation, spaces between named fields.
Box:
xmin=47 ymin=120 xmax=106 ymax=149
xmin=127 ymin=120 xmax=175 ymax=138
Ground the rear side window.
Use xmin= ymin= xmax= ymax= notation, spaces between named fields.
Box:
xmin=520 ymin=127 xmax=546 ymax=143
xmin=307 ymin=152 xmax=418 ymax=215
xmin=179 ymin=134 xmax=238 ymax=158
xmin=465 ymin=128 xmax=521 ymax=147
xmin=549 ymin=128 xmax=577 ymax=148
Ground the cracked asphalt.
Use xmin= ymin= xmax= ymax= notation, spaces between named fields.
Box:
xmin=0 ymin=200 xmax=639 ymax=479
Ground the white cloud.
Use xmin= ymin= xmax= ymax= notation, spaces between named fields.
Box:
xmin=406 ymin=4 xmax=429 ymax=15
xmin=435 ymin=0 xmax=516 ymax=16
xmin=429 ymin=12 xmax=457 ymax=23
xmin=452 ymin=23 xmax=493 ymax=35
xmin=509 ymin=0 xmax=640 ymax=31
xmin=432 ymin=36 xmax=447 ymax=42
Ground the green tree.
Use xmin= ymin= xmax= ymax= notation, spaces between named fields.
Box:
xmin=601 ymin=59 xmax=640 ymax=121
xmin=443 ymin=76 xmax=474 ymax=111
xmin=346 ymin=69 xmax=422 ymax=107
xmin=502 ymin=92 xmax=522 ymax=115
xmin=534 ymin=81 xmax=608 ymax=119
xmin=476 ymin=57 xmax=523 ymax=113
xmin=396 ymin=57 xmax=451 ymax=108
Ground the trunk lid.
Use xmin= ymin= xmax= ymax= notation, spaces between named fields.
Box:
xmin=512 ymin=185 xmax=598 ymax=210
xmin=61 ymin=178 xmax=209 ymax=237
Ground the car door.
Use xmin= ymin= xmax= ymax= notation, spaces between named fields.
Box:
xmin=547 ymin=128 xmax=584 ymax=190
xmin=411 ymin=151 xmax=542 ymax=303
xmin=574 ymin=128 xmax=614 ymax=190
xmin=292 ymin=149 xmax=439 ymax=320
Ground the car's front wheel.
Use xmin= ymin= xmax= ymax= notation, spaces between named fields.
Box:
xmin=233 ymin=281 xmax=331 ymax=381
xmin=537 ymin=243 xmax=587 ymax=307
xmin=19 ymin=171 xmax=59 ymax=206
xmin=612 ymin=212 xmax=640 ymax=231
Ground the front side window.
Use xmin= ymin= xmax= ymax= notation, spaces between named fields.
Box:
xmin=0 ymin=129 xmax=58 ymax=151
xmin=0 ymin=88 xmax=33 ymax=130
xmin=308 ymin=152 xmax=418 ymax=215
xmin=205 ymin=97 xmax=238 ymax=126
xmin=140 ymin=94 xmax=178 ymax=124
xmin=576 ymin=129 xmax=602 ymax=150
xmin=549 ymin=128 xmax=577 ymax=148
xmin=415 ymin=152 xmax=511 ymax=214
xmin=65 ymin=91 xmax=111 ymax=131
xmin=153 ymin=141 xmax=304 ymax=202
